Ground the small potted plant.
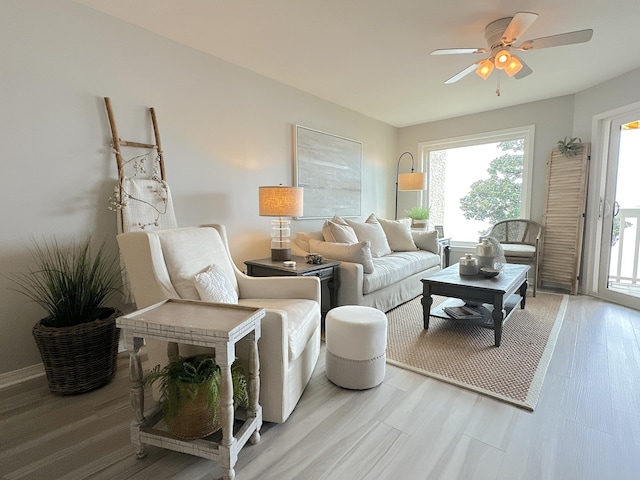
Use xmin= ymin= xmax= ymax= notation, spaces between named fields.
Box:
xmin=405 ymin=205 xmax=430 ymax=230
xmin=8 ymin=237 xmax=121 ymax=395
xmin=143 ymin=354 xmax=249 ymax=440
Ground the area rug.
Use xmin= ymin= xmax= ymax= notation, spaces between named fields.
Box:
xmin=385 ymin=292 xmax=568 ymax=410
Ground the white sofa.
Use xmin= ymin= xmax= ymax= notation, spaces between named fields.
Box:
xmin=291 ymin=214 xmax=442 ymax=312
xmin=117 ymin=224 xmax=321 ymax=424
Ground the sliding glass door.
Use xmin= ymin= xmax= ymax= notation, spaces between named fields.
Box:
xmin=596 ymin=113 xmax=640 ymax=308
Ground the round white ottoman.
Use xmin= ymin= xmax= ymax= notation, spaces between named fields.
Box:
xmin=325 ymin=305 xmax=387 ymax=390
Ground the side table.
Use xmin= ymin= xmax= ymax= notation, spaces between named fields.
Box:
xmin=438 ymin=237 xmax=452 ymax=268
xmin=116 ymin=299 xmax=265 ymax=480
xmin=245 ymin=256 xmax=340 ymax=317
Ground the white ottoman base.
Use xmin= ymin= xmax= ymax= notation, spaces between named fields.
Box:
xmin=326 ymin=350 xmax=386 ymax=390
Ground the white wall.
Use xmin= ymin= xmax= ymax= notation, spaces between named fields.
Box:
xmin=0 ymin=0 xmax=397 ymax=375
xmin=397 ymin=96 xmax=576 ymax=225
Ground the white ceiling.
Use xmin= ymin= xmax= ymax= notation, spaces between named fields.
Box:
xmin=74 ymin=0 xmax=640 ymax=128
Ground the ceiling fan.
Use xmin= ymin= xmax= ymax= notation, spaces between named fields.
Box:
xmin=432 ymin=12 xmax=593 ymax=86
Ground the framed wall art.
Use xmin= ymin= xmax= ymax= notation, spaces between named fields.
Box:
xmin=294 ymin=125 xmax=362 ymax=219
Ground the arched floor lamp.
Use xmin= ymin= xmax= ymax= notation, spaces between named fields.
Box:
xmin=395 ymin=152 xmax=427 ymax=219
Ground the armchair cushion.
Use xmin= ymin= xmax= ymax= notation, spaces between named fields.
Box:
xmin=502 ymin=244 xmax=536 ymax=258
xmin=157 ymin=227 xmax=238 ymax=299
xmin=239 ymin=298 xmax=318 ymax=361
xmin=194 ymin=265 xmax=238 ymax=304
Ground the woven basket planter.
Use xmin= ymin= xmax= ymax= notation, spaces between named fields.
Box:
xmin=32 ymin=307 xmax=121 ymax=395
xmin=167 ymin=382 xmax=221 ymax=440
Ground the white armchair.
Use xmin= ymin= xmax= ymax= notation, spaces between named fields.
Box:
xmin=116 ymin=224 xmax=321 ymax=423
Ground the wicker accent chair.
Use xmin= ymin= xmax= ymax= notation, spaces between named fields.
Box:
xmin=488 ymin=219 xmax=543 ymax=296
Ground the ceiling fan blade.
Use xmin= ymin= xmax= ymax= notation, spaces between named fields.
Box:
xmin=501 ymin=12 xmax=539 ymax=45
xmin=514 ymin=58 xmax=533 ymax=79
xmin=514 ymin=29 xmax=593 ymax=51
xmin=431 ymin=48 xmax=487 ymax=55
xmin=445 ymin=63 xmax=479 ymax=84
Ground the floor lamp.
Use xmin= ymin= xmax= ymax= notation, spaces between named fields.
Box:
xmin=259 ymin=185 xmax=304 ymax=261
xmin=395 ymin=152 xmax=427 ymax=219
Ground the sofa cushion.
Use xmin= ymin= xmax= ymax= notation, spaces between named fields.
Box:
xmin=345 ymin=214 xmax=392 ymax=257
xmin=238 ymin=298 xmax=319 ymax=361
xmin=295 ymin=231 xmax=324 ymax=253
xmin=157 ymin=227 xmax=239 ymax=299
xmin=309 ymin=239 xmax=375 ymax=274
xmin=376 ymin=216 xmax=418 ymax=252
xmin=322 ymin=220 xmax=358 ymax=244
xmin=363 ymin=251 xmax=440 ymax=294
xmin=412 ymin=230 xmax=439 ymax=254
xmin=194 ymin=264 xmax=238 ymax=304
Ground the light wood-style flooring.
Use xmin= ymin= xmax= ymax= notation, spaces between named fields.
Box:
xmin=1 ymin=294 xmax=639 ymax=479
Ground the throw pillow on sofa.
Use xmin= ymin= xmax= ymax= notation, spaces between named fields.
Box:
xmin=309 ymin=239 xmax=375 ymax=274
xmin=322 ymin=220 xmax=358 ymax=244
xmin=412 ymin=230 xmax=439 ymax=254
xmin=375 ymin=216 xmax=418 ymax=252
xmin=295 ymin=231 xmax=324 ymax=252
xmin=345 ymin=214 xmax=392 ymax=258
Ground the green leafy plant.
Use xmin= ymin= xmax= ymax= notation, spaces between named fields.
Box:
xmin=8 ymin=237 xmax=120 ymax=327
xmin=405 ymin=205 xmax=430 ymax=220
xmin=557 ymin=136 xmax=582 ymax=157
xmin=143 ymin=355 xmax=248 ymax=425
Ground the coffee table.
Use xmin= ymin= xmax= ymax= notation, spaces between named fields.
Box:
xmin=421 ymin=263 xmax=530 ymax=347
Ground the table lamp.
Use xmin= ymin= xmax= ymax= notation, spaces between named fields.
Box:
xmin=259 ymin=185 xmax=303 ymax=261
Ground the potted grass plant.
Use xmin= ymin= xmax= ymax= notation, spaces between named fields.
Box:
xmin=8 ymin=237 xmax=121 ymax=395
xmin=143 ymin=354 xmax=249 ymax=440
xmin=406 ymin=205 xmax=430 ymax=230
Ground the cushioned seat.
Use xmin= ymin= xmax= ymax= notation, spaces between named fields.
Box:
xmin=325 ymin=305 xmax=387 ymax=390
xmin=488 ymin=219 xmax=542 ymax=296
xmin=117 ymin=224 xmax=321 ymax=423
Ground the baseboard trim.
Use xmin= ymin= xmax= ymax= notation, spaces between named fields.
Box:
xmin=0 ymin=363 xmax=45 ymax=390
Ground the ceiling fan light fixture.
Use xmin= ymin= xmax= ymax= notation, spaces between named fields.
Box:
xmin=475 ymin=58 xmax=494 ymax=79
xmin=504 ymin=55 xmax=523 ymax=77
xmin=494 ymin=49 xmax=511 ymax=70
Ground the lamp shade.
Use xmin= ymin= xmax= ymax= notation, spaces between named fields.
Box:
xmin=476 ymin=58 xmax=494 ymax=79
xmin=504 ymin=55 xmax=523 ymax=77
xmin=398 ymin=172 xmax=427 ymax=191
xmin=494 ymin=49 xmax=511 ymax=70
xmin=259 ymin=186 xmax=303 ymax=217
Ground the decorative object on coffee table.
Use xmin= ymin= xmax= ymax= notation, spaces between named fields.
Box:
xmin=258 ymin=185 xmax=303 ymax=261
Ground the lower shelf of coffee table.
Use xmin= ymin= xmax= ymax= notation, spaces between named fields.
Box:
xmin=430 ymin=295 xmax=521 ymax=329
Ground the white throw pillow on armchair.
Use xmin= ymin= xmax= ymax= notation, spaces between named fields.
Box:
xmin=193 ymin=264 xmax=239 ymax=304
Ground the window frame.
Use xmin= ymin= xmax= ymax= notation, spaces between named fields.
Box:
xmin=418 ymin=125 xmax=535 ymax=247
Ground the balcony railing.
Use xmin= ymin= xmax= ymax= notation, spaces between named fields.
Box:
xmin=608 ymin=207 xmax=640 ymax=297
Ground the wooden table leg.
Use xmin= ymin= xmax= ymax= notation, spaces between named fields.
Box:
xmin=520 ymin=280 xmax=528 ymax=309
xmin=421 ymin=283 xmax=433 ymax=329
xmin=128 ymin=336 xmax=147 ymax=459
xmin=492 ymin=295 xmax=505 ymax=347
xmin=219 ymin=347 xmax=236 ymax=480
xmin=248 ymin=332 xmax=261 ymax=445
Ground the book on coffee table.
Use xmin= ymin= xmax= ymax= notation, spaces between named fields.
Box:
xmin=443 ymin=304 xmax=484 ymax=320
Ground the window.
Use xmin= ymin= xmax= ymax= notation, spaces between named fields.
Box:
xmin=419 ymin=126 xmax=534 ymax=244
